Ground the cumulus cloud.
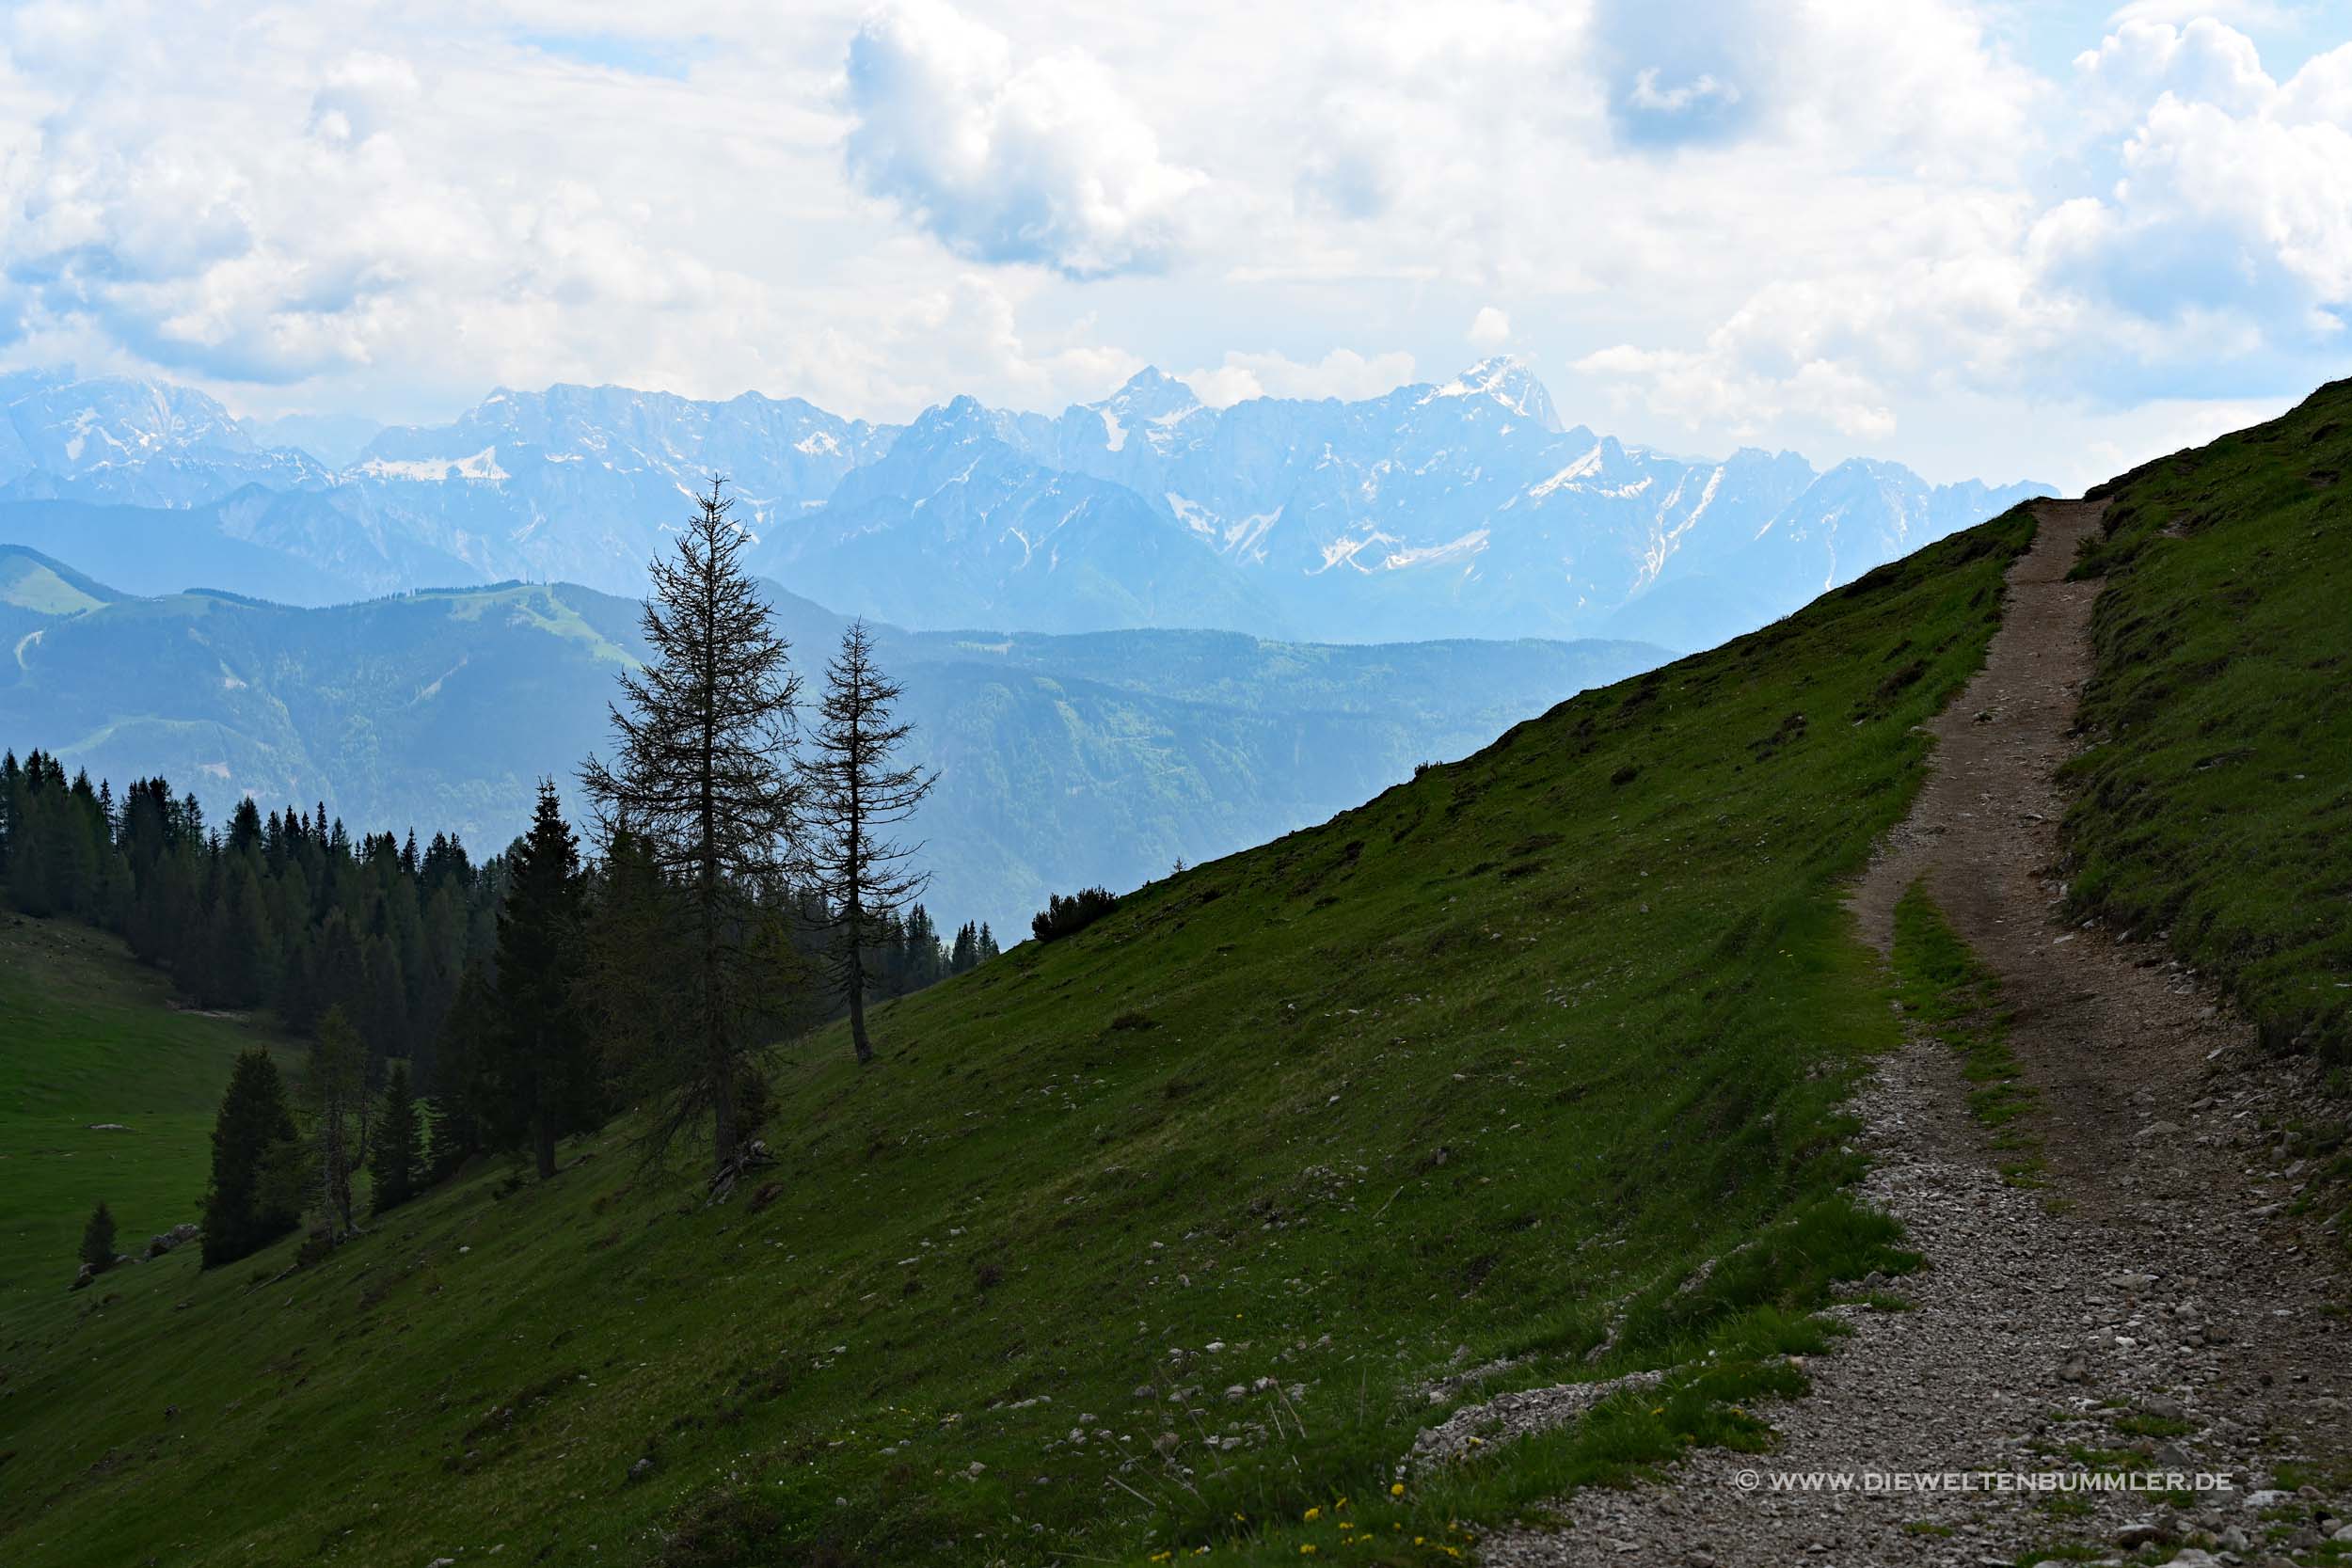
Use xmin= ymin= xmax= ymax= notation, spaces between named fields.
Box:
xmin=1575 ymin=16 xmax=2352 ymax=445
xmin=2074 ymin=18 xmax=2273 ymax=126
xmin=1177 ymin=347 xmax=1418 ymax=407
xmin=2059 ymin=34 xmax=2352 ymax=324
xmin=1467 ymin=306 xmax=1510 ymax=347
xmin=1577 ymin=342 xmax=1899 ymax=440
xmin=1586 ymin=0 xmax=2043 ymax=170
xmin=842 ymin=1 xmax=1206 ymax=278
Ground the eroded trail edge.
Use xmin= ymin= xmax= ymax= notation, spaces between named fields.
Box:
xmin=1479 ymin=500 xmax=2352 ymax=1568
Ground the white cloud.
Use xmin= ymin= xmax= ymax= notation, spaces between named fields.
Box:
xmin=1573 ymin=15 xmax=2352 ymax=448
xmin=1578 ymin=342 xmax=1898 ymax=440
xmin=1467 ymin=307 xmax=1511 ymax=347
xmin=840 ymin=1 xmax=1207 ymax=278
xmin=1177 ymin=347 xmax=1418 ymax=407
xmin=2074 ymin=18 xmax=2274 ymax=126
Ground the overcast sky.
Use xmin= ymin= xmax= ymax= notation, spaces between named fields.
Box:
xmin=3 ymin=0 xmax=2348 ymax=489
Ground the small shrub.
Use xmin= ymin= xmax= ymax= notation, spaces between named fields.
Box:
xmin=1030 ymin=886 xmax=1120 ymax=943
xmin=79 ymin=1201 xmax=117 ymax=1273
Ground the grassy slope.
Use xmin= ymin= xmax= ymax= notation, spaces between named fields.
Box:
xmin=0 ymin=512 xmax=2035 ymax=1567
xmin=0 ymin=918 xmax=297 ymax=1317
xmin=2070 ymin=380 xmax=2352 ymax=1064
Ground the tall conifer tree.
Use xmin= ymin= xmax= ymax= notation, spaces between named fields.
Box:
xmin=484 ymin=782 xmax=601 ymax=1179
xmin=580 ymin=479 xmax=805 ymax=1174
xmin=369 ymin=1064 xmax=423 ymax=1212
xmin=801 ymin=621 xmax=935 ymax=1066
xmin=201 ymin=1049 xmax=301 ymax=1267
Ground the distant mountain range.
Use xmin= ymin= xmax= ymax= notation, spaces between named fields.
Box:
xmin=0 ymin=545 xmax=1664 ymax=936
xmin=0 ymin=362 xmax=2052 ymax=648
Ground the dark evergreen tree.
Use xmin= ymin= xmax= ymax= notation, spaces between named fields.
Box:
xmin=483 ymin=782 xmax=603 ymax=1180
xmin=80 ymin=1199 xmax=117 ymax=1272
xmin=801 ymin=620 xmax=936 ymax=1065
xmin=201 ymin=1049 xmax=301 ymax=1267
xmin=580 ymin=479 xmax=807 ymax=1175
xmin=369 ymin=1064 xmax=423 ymax=1213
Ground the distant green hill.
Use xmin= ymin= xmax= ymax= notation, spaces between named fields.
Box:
xmin=0 ymin=545 xmax=121 ymax=616
xmin=0 ymin=570 xmax=1663 ymax=934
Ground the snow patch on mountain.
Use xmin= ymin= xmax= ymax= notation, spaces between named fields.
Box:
xmin=357 ymin=448 xmax=511 ymax=483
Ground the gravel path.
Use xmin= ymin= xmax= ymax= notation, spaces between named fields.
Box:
xmin=1474 ymin=500 xmax=2352 ymax=1568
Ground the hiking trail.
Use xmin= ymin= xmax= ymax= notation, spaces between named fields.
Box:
xmin=1474 ymin=499 xmax=2352 ymax=1567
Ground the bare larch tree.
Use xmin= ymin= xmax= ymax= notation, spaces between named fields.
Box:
xmin=308 ymin=1005 xmax=371 ymax=1238
xmin=802 ymin=619 xmax=935 ymax=1066
xmin=580 ymin=478 xmax=804 ymax=1174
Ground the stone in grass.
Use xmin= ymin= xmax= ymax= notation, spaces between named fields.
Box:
xmin=628 ymin=1457 xmax=655 ymax=1483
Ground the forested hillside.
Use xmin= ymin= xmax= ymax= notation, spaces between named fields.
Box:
xmin=1 ymin=549 xmax=1661 ymax=932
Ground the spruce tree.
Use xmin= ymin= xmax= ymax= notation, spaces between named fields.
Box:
xmin=800 ymin=620 xmax=936 ymax=1065
xmin=580 ymin=479 xmax=806 ymax=1174
xmin=201 ymin=1049 xmax=301 ymax=1267
xmin=80 ymin=1199 xmax=117 ymax=1272
xmin=370 ymin=1064 xmax=423 ymax=1213
xmin=483 ymin=782 xmax=602 ymax=1179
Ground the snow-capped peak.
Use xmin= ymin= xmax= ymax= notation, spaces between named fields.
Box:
xmin=1101 ymin=367 xmax=1202 ymax=421
xmin=1420 ymin=355 xmax=1561 ymax=432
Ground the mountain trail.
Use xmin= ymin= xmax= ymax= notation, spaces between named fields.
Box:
xmin=1478 ymin=499 xmax=2352 ymax=1567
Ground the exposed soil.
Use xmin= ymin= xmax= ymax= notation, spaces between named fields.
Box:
xmin=1473 ymin=500 xmax=2352 ymax=1567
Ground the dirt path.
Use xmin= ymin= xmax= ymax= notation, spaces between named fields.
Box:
xmin=1478 ymin=500 xmax=2352 ymax=1567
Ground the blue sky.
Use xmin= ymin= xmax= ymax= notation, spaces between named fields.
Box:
xmin=3 ymin=0 xmax=2349 ymax=491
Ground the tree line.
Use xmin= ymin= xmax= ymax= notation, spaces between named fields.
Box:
xmin=14 ymin=478 xmax=1004 ymax=1273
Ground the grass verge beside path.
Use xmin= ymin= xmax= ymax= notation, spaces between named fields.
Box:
xmin=2066 ymin=380 xmax=2352 ymax=1069
xmin=1889 ymin=883 xmax=2046 ymax=1189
